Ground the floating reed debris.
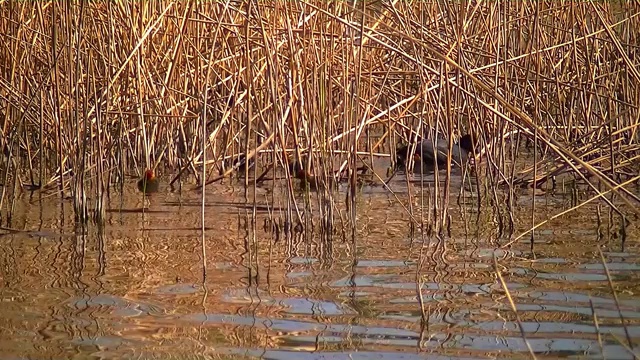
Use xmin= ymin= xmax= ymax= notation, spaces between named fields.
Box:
xmin=0 ymin=2 xmax=638 ymax=237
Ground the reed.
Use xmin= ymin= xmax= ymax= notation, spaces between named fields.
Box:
xmin=0 ymin=1 xmax=637 ymax=238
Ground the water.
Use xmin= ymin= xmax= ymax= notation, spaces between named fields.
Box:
xmin=0 ymin=171 xmax=639 ymax=360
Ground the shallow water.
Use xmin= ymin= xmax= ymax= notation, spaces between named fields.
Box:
xmin=1 ymin=171 xmax=639 ymax=360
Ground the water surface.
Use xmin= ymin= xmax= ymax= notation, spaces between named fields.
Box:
xmin=0 ymin=172 xmax=639 ymax=360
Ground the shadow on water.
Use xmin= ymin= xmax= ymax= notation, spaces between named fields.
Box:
xmin=0 ymin=171 xmax=639 ymax=360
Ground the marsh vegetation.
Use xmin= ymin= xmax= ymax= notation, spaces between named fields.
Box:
xmin=1 ymin=1 xmax=639 ymax=359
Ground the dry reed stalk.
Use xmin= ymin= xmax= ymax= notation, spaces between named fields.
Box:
xmin=598 ymin=248 xmax=634 ymax=350
xmin=494 ymin=256 xmax=538 ymax=360
xmin=589 ymin=299 xmax=605 ymax=357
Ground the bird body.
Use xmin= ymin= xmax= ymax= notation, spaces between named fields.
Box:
xmin=397 ymin=134 xmax=476 ymax=173
xmin=289 ymin=161 xmax=333 ymax=190
xmin=137 ymin=169 xmax=159 ymax=193
xmin=223 ymin=153 xmax=254 ymax=175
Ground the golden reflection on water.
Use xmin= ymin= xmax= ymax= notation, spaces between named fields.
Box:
xmin=0 ymin=176 xmax=639 ymax=360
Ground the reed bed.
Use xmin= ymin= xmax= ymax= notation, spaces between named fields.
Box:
xmin=0 ymin=1 xmax=638 ymax=239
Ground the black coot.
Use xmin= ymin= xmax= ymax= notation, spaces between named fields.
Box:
xmin=396 ymin=134 xmax=476 ymax=173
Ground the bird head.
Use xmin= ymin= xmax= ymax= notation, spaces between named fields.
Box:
xmin=144 ymin=169 xmax=155 ymax=180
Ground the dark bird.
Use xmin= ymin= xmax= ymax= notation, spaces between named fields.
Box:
xmin=288 ymin=160 xmax=333 ymax=190
xmin=137 ymin=169 xmax=159 ymax=194
xmin=221 ymin=153 xmax=255 ymax=176
xmin=396 ymin=134 xmax=477 ymax=174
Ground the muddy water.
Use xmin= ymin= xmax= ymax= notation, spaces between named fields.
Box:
xmin=0 ymin=171 xmax=639 ymax=360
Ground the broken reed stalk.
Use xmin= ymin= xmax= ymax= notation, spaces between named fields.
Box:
xmin=494 ymin=256 xmax=538 ymax=360
xmin=0 ymin=1 xmax=638 ymax=237
xmin=598 ymin=249 xmax=634 ymax=350
xmin=589 ymin=299 xmax=605 ymax=357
